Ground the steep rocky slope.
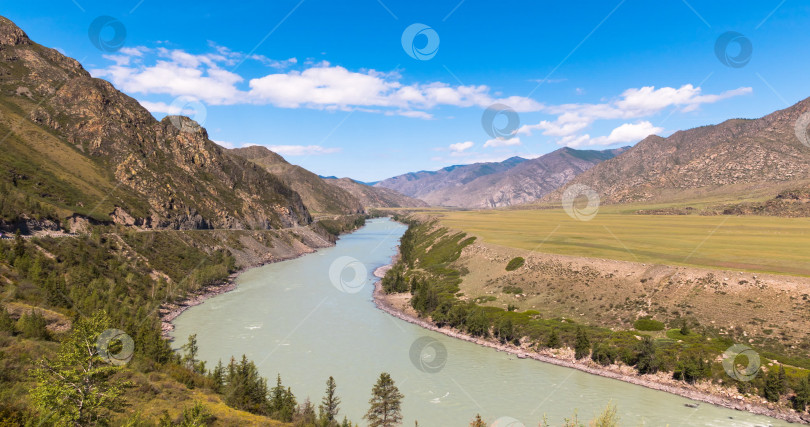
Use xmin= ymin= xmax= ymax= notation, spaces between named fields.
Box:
xmin=0 ymin=16 xmax=309 ymax=231
xmin=548 ymin=98 xmax=810 ymax=204
xmin=325 ymin=178 xmax=429 ymax=208
xmin=229 ymin=146 xmax=365 ymax=215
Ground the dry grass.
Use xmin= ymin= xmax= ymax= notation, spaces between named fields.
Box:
xmin=435 ymin=206 xmax=810 ymax=276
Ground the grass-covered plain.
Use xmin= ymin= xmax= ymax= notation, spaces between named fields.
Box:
xmin=435 ymin=206 xmax=810 ymax=276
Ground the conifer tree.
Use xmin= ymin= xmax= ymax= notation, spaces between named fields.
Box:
xmin=319 ymin=376 xmax=341 ymax=426
xmin=364 ymin=372 xmax=404 ymax=427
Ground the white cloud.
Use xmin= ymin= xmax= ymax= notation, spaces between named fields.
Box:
xmin=250 ymin=55 xmax=298 ymax=69
xmin=576 ymin=121 xmax=664 ymax=147
xmin=137 ymin=100 xmax=177 ymax=114
xmin=212 ymin=139 xmax=236 ymax=149
xmin=268 ymin=145 xmax=341 ymax=156
xmin=92 ymin=45 xmax=543 ymax=117
xmin=484 ymin=137 xmax=521 ymax=148
xmin=449 ymin=141 xmax=474 ymax=152
xmin=517 ymin=84 xmax=751 ymax=148
xmin=396 ymin=110 xmax=433 ymax=119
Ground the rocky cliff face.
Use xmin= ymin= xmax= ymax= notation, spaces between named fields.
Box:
xmin=376 ymin=148 xmax=625 ymax=208
xmin=0 ymin=16 xmax=309 ymax=230
xmin=229 ymin=146 xmax=366 ymax=215
xmin=325 ymin=178 xmax=429 ymax=208
xmin=547 ymin=98 xmax=810 ymax=204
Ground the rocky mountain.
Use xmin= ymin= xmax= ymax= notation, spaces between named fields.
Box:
xmin=545 ymin=97 xmax=810 ymax=204
xmin=0 ymin=16 xmax=309 ymax=231
xmin=325 ymin=178 xmax=429 ymax=208
xmin=376 ymin=148 xmax=626 ymax=208
xmin=229 ymin=146 xmax=365 ymax=215
xmin=375 ymin=156 xmax=526 ymax=201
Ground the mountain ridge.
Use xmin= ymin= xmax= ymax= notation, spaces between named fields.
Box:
xmin=0 ymin=16 xmax=310 ymax=231
xmin=542 ymin=97 xmax=810 ymax=205
xmin=376 ymin=147 xmax=626 ymax=208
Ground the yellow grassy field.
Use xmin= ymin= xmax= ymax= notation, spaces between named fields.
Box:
xmin=435 ymin=207 xmax=810 ymax=276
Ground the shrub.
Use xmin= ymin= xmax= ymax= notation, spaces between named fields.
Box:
xmin=502 ymin=285 xmax=523 ymax=295
xmin=17 ymin=310 xmax=49 ymax=340
xmin=505 ymin=257 xmax=525 ymax=271
xmin=0 ymin=305 xmax=14 ymax=334
xmin=633 ymin=317 xmax=665 ymax=331
xmin=591 ymin=343 xmax=617 ymax=366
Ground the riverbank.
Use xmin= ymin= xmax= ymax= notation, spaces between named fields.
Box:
xmin=371 ymin=263 xmax=810 ymax=424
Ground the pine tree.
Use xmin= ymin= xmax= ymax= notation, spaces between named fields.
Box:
xmin=294 ymin=398 xmax=317 ymax=426
xmin=223 ymin=355 xmax=270 ymax=415
xmin=182 ymin=333 xmax=202 ymax=372
xmin=270 ymin=374 xmax=297 ymax=421
xmin=210 ymin=360 xmax=225 ymax=393
xmin=30 ymin=311 xmax=130 ymax=425
xmin=764 ymin=367 xmax=782 ymax=402
xmin=18 ymin=310 xmax=49 ymax=340
xmin=793 ymin=374 xmax=810 ymax=412
xmin=364 ymin=372 xmax=404 ymax=427
xmin=679 ymin=320 xmax=690 ymax=336
xmin=778 ymin=364 xmax=787 ymax=395
xmin=546 ymin=328 xmax=561 ymax=349
xmin=574 ymin=327 xmax=590 ymax=360
xmin=496 ymin=317 xmax=514 ymax=344
xmin=0 ymin=304 xmax=15 ymax=334
xmin=470 ymin=414 xmax=486 ymax=426
xmin=319 ymin=376 xmax=341 ymax=426
xmin=635 ymin=336 xmax=659 ymax=374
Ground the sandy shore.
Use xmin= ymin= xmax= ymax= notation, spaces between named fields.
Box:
xmin=371 ymin=258 xmax=809 ymax=424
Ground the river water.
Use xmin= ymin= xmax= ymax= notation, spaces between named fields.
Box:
xmin=171 ymin=218 xmax=785 ymax=426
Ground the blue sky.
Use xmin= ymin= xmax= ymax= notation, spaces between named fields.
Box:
xmin=5 ymin=1 xmax=810 ymax=181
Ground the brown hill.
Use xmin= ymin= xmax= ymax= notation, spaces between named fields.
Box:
xmin=549 ymin=98 xmax=810 ymax=204
xmin=325 ymin=178 xmax=429 ymax=209
xmin=229 ymin=146 xmax=365 ymax=215
xmin=0 ymin=16 xmax=309 ymax=230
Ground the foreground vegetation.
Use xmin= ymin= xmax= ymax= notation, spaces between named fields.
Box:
xmin=381 ymin=216 xmax=810 ymax=416
xmin=0 ymin=216 xmax=368 ymax=425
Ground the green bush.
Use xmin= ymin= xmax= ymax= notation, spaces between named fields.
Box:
xmin=505 ymin=257 xmax=525 ymax=271
xmin=633 ymin=317 xmax=665 ymax=331
xmin=502 ymin=285 xmax=523 ymax=294
xmin=17 ymin=311 xmax=49 ymax=340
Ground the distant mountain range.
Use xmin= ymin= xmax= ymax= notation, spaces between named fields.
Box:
xmin=230 ymin=146 xmax=426 ymax=213
xmin=543 ymin=97 xmax=810 ymax=205
xmin=375 ymin=148 xmax=627 ymax=208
